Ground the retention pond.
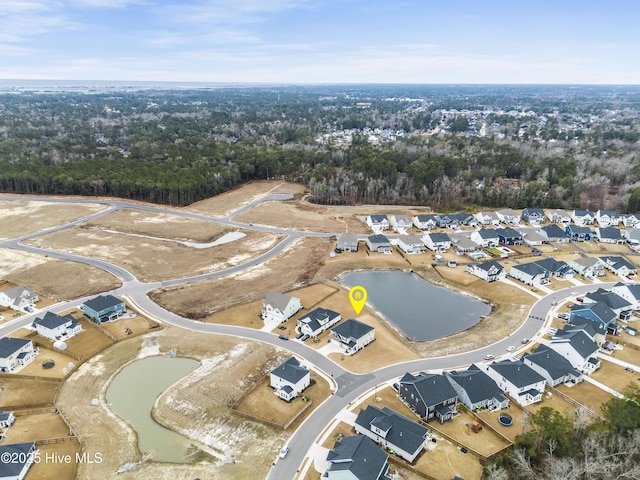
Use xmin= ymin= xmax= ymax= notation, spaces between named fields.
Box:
xmin=341 ymin=270 xmax=491 ymax=341
xmin=106 ymin=355 xmax=199 ymax=463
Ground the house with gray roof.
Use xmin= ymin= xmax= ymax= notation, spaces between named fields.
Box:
xmin=623 ymin=213 xmax=640 ymax=228
xmin=451 ymin=235 xmax=479 ymax=254
xmin=390 ymin=214 xmax=412 ymax=232
xmin=595 ymin=209 xmax=620 ymax=227
xmin=270 ymin=357 xmax=310 ymax=402
xmin=0 ymin=442 xmax=37 ymax=480
xmin=568 ymin=257 xmax=605 ymax=277
xmin=484 ymin=360 xmax=546 ymax=406
xmin=297 ymin=307 xmax=341 ymax=337
xmin=476 ymin=211 xmax=500 ymax=226
xmin=32 ymin=311 xmax=82 ymax=341
xmin=261 ymin=292 xmax=302 ymax=323
xmin=494 ymin=227 xmax=523 ymax=246
xmin=519 ymin=228 xmax=547 ymax=246
xmin=81 ymin=294 xmax=125 ymax=323
xmin=0 ymin=286 xmax=38 ymax=312
xmin=397 ymin=372 xmax=458 ymax=423
xmin=549 ymin=330 xmax=600 ymax=374
xmin=366 ymin=214 xmax=389 ymax=232
xmin=522 ymin=345 xmax=582 ymax=387
xmin=611 ymin=282 xmax=640 ymax=309
xmin=449 ymin=212 xmax=477 ymax=228
xmin=532 ymin=257 xmax=573 ymax=278
xmin=337 ymin=234 xmax=359 ymax=252
xmin=323 ymin=435 xmax=391 ymax=480
xmin=0 ymin=338 xmax=37 ymax=373
xmin=422 ymin=232 xmax=451 ymax=252
xmin=547 ymin=209 xmax=571 ymax=224
xmin=540 ymin=224 xmax=570 ymax=243
xmin=570 ymin=302 xmax=619 ymax=332
xmin=445 ymin=365 xmax=509 ymax=412
xmin=566 ymin=316 xmax=607 ymax=346
xmin=583 ymin=288 xmax=632 ymax=320
xmin=470 ymin=228 xmax=500 ymax=248
xmin=397 ymin=235 xmax=425 ymax=254
xmin=496 ymin=208 xmax=521 ymax=225
xmin=413 ymin=215 xmax=437 ymax=231
xmin=625 ymin=228 xmax=640 ymax=247
xmin=571 ymin=209 xmax=595 ymax=225
xmin=330 ymin=318 xmax=375 ymax=355
xmin=366 ymin=234 xmax=392 ymax=253
xmin=599 ymin=256 xmax=637 ymax=277
xmin=595 ymin=226 xmax=624 ymax=244
xmin=509 ymin=262 xmax=550 ymax=286
xmin=565 ymin=224 xmax=593 ymax=241
xmin=466 ymin=260 xmax=506 ymax=282
xmin=354 ymin=405 xmax=429 ymax=463
xmin=521 ymin=208 xmax=546 ymax=225
xmin=0 ymin=410 xmax=15 ymax=428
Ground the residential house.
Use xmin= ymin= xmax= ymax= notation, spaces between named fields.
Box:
xmin=496 ymin=208 xmax=521 ymax=225
xmin=261 ymin=292 xmax=302 ymax=323
xmin=354 ymin=405 xmax=429 ymax=463
xmin=622 ymin=213 xmax=640 ymax=228
xmin=449 ymin=212 xmax=477 ymax=228
xmin=0 ymin=286 xmax=38 ymax=312
xmin=270 ymin=357 xmax=310 ymax=402
xmin=571 ymin=209 xmax=596 ymax=225
xmin=366 ymin=234 xmax=392 ymax=253
xmin=570 ymin=302 xmax=618 ymax=332
xmin=599 ymin=256 xmax=637 ymax=277
xmin=323 ymin=435 xmax=392 ymax=480
xmin=413 ymin=215 xmax=437 ymax=231
xmin=540 ymin=224 xmax=570 ymax=243
xmin=366 ymin=214 xmax=389 ymax=232
xmin=397 ymin=372 xmax=458 ymax=423
xmin=470 ymin=228 xmax=500 ymax=248
xmin=547 ymin=209 xmax=572 ymax=224
xmin=390 ymin=214 xmax=413 ymax=232
xmin=330 ymin=318 xmax=375 ymax=355
xmin=532 ymin=257 xmax=573 ymax=278
xmin=595 ymin=227 xmax=624 ymax=244
xmin=522 ymin=345 xmax=583 ymax=387
xmin=582 ymin=288 xmax=632 ymax=321
xmin=422 ymin=232 xmax=452 ymax=253
xmin=0 ymin=338 xmax=37 ymax=373
xmin=521 ymin=208 xmax=546 ymax=225
xmin=625 ymin=228 xmax=640 ymax=247
xmin=81 ymin=294 xmax=125 ymax=323
xmin=518 ymin=228 xmax=547 ymax=246
xmin=297 ymin=307 xmax=341 ymax=337
xmin=484 ymin=360 xmax=546 ymax=406
xmin=494 ymin=227 xmax=523 ymax=246
xmin=337 ymin=234 xmax=359 ymax=252
xmin=565 ymin=224 xmax=593 ymax=241
xmin=595 ymin=209 xmax=620 ymax=227
xmin=549 ymin=330 xmax=600 ymax=374
xmin=445 ymin=365 xmax=509 ymax=411
xmin=450 ymin=234 xmax=479 ymax=255
xmin=32 ymin=311 xmax=82 ymax=341
xmin=611 ymin=282 xmax=640 ymax=309
xmin=476 ymin=211 xmax=500 ymax=227
xmin=0 ymin=410 xmax=15 ymax=428
xmin=466 ymin=261 xmax=506 ymax=282
xmin=567 ymin=316 xmax=608 ymax=346
xmin=397 ymin=235 xmax=425 ymax=255
xmin=568 ymin=257 xmax=605 ymax=277
xmin=509 ymin=262 xmax=550 ymax=286
xmin=435 ymin=214 xmax=453 ymax=229
xmin=0 ymin=442 xmax=37 ymax=480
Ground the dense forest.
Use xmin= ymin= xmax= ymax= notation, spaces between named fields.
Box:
xmin=0 ymin=84 xmax=639 ymax=210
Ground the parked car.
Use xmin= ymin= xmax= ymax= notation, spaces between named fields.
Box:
xmin=300 ymin=334 xmax=310 ymax=342
xmin=484 ymin=354 xmax=495 ymax=360
xmin=23 ymin=306 xmax=34 ymax=313
xmin=521 ymin=338 xmax=529 ymax=344
xmin=279 ymin=444 xmax=290 ymax=458
xmin=278 ymin=334 xmax=289 ymax=340
xmin=506 ymin=345 xmax=516 ymax=352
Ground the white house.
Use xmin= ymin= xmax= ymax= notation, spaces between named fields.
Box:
xmin=354 ymin=405 xmax=429 ymax=463
xmin=466 ymin=261 xmax=506 ymax=282
xmin=297 ymin=307 xmax=341 ymax=337
xmin=549 ymin=330 xmax=600 ymax=374
xmin=365 ymin=214 xmax=389 ymax=232
xmin=261 ymin=292 xmax=302 ymax=324
xmin=269 ymin=357 xmax=310 ymax=402
xmin=390 ymin=214 xmax=412 ymax=232
xmin=324 ymin=436 xmax=391 ymax=480
xmin=0 ymin=442 xmax=37 ymax=480
xmin=31 ymin=312 xmax=82 ymax=341
xmin=470 ymin=228 xmax=500 ymax=248
xmin=547 ymin=209 xmax=572 ymax=224
xmin=571 ymin=209 xmax=595 ymax=225
xmin=330 ymin=318 xmax=375 ymax=355
xmin=522 ymin=345 xmax=583 ymax=387
xmin=413 ymin=215 xmax=437 ymax=231
xmin=568 ymin=257 xmax=605 ymax=278
xmin=611 ymin=282 xmax=640 ymax=310
xmin=366 ymin=234 xmax=392 ymax=253
xmin=509 ymin=262 xmax=550 ymax=286
xmin=521 ymin=208 xmax=546 ymax=225
xmin=0 ymin=286 xmax=38 ymax=312
xmin=397 ymin=235 xmax=425 ymax=254
xmin=485 ymin=360 xmax=546 ymax=406
xmin=0 ymin=338 xmax=37 ymax=373
xmin=445 ymin=365 xmax=509 ymax=411
xmin=0 ymin=410 xmax=15 ymax=428
xmin=599 ymin=256 xmax=637 ymax=277
xmin=622 ymin=213 xmax=640 ymax=228
xmin=496 ymin=208 xmax=521 ymax=225
xmin=595 ymin=227 xmax=624 ymax=244
xmin=336 ymin=234 xmax=359 ymax=252
xmin=595 ymin=209 xmax=620 ymax=227
xmin=422 ymin=232 xmax=452 ymax=252
xmin=476 ymin=211 xmax=500 ymax=226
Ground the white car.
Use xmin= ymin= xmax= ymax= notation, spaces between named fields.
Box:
xmin=484 ymin=354 xmax=495 ymax=360
xmin=506 ymin=345 xmax=516 ymax=352
xmin=279 ymin=444 xmax=289 ymax=459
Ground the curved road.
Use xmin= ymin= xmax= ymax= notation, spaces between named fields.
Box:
xmin=0 ymin=194 xmax=613 ymax=479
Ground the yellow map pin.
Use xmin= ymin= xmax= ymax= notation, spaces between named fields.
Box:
xmin=349 ymin=286 xmax=368 ymax=315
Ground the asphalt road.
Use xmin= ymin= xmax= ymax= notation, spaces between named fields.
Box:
xmin=0 ymin=194 xmax=612 ymax=479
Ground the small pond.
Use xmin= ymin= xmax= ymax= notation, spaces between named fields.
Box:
xmin=106 ymin=355 xmax=199 ymax=463
xmin=341 ymin=270 xmax=491 ymax=341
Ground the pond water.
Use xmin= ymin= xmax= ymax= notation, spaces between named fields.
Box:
xmin=341 ymin=270 xmax=491 ymax=341
xmin=106 ymin=355 xmax=200 ymax=463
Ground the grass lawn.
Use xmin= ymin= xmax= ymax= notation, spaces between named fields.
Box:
xmin=1 ymin=412 xmax=71 ymax=443
xmin=62 ymin=318 xmax=115 ymax=360
xmin=0 ymin=377 xmax=59 ymax=409
xmin=556 ymin=381 xmax=614 ymax=415
xmin=25 ymin=441 xmax=80 ymax=480
xmin=592 ymin=358 xmax=640 ymax=395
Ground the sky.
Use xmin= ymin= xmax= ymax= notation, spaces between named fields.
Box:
xmin=0 ymin=0 xmax=638 ymax=84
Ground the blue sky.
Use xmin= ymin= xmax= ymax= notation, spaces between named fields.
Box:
xmin=0 ymin=0 xmax=638 ymax=84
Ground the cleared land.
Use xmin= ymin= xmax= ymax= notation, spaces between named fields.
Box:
xmin=0 ymin=376 xmax=59 ymax=409
xmin=24 ymin=441 xmax=80 ymax=480
xmin=1 ymin=412 xmax=71 ymax=443
xmin=556 ymin=381 xmax=613 ymax=415
xmin=0 ymin=198 xmax=106 ymax=241
xmin=26 ymin=224 xmax=282 ymax=282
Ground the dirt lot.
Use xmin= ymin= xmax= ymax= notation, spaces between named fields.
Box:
xmin=99 ymin=314 xmax=161 ymax=341
xmin=25 ymin=441 xmax=80 ymax=480
xmin=150 ymin=236 xmax=331 ymax=319
xmin=0 ymin=376 xmax=59 ymax=409
xmin=0 ymin=198 xmax=106 ymax=241
xmin=57 ymin=327 xmax=292 ymax=480
xmin=2 ymin=412 xmax=71 ymax=443
xmin=26 ymin=224 xmax=283 ymax=282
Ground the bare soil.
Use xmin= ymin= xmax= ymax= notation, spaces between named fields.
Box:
xmin=25 ymin=441 xmax=80 ymax=480
xmin=556 ymin=381 xmax=613 ymax=415
xmin=1 ymin=412 xmax=71 ymax=443
xmin=0 ymin=376 xmax=59 ymax=409
xmin=431 ymin=410 xmax=511 ymax=457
